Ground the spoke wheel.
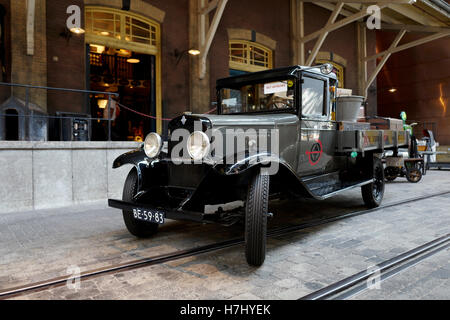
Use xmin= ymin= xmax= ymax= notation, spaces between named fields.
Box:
xmin=406 ymin=168 xmax=422 ymax=183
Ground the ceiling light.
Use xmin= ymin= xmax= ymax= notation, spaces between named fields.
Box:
xmin=389 ymin=88 xmax=397 ymax=93
xmin=127 ymin=58 xmax=140 ymax=64
xmin=70 ymin=27 xmax=85 ymax=34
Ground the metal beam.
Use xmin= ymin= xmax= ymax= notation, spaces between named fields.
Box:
xmin=345 ymin=2 xmax=404 ymax=24
xmin=199 ymin=0 xmax=218 ymax=15
xmin=290 ymin=0 xmax=305 ymax=65
xmin=357 ymin=22 xmax=367 ymax=97
xmin=381 ymin=23 xmax=450 ymax=33
xmin=365 ymin=31 xmax=450 ymax=61
xmin=314 ymin=2 xmax=354 ymax=17
xmin=303 ymin=0 xmax=415 ymax=3
xmin=306 ymin=2 xmax=344 ymax=66
xmin=313 ymin=2 xmax=403 ymax=24
xmin=365 ymin=29 xmax=407 ymax=92
xmin=199 ymin=0 xmax=228 ymax=79
xmin=26 ymin=0 xmax=35 ymax=56
xmin=387 ymin=3 xmax=447 ymax=26
xmin=301 ymin=3 xmax=388 ymax=44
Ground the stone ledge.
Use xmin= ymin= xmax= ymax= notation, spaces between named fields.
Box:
xmin=0 ymin=141 xmax=141 ymax=150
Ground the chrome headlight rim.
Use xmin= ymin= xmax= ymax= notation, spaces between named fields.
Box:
xmin=144 ymin=133 xmax=162 ymax=158
xmin=187 ymin=131 xmax=210 ymax=161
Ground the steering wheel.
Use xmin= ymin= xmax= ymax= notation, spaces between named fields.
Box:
xmin=269 ymin=97 xmax=292 ymax=110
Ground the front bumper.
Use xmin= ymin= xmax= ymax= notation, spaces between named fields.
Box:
xmin=108 ymin=199 xmax=220 ymax=224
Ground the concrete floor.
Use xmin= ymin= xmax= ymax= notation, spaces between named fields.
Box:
xmin=0 ymin=170 xmax=449 ymax=300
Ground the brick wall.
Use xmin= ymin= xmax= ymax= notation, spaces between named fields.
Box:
xmin=46 ymin=0 xmax=86 ymax=116
xmin=10 ymin=0 xmax=47 ymax=111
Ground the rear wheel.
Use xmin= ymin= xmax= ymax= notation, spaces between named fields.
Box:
xmin=245 ymin=169 xmax=270 ymax=267
xmin=362 ymin=157 xmax=385 ymax=208
xmin=122 ymin=168 xmax=159 ymax=238
xmin=384 ymin=166 xmax=398 ymax=182
xmin=406 ymin=168 xmax=422 ymax=183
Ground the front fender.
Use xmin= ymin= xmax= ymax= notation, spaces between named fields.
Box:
xmin=113 ymin=148 xmax=149 ymax=193
xmin=113 ymin=148 xmax=145 ymax=169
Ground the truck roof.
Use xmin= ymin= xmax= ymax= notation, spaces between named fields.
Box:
xmin=216 ymin=65 xmax=338 ymax=89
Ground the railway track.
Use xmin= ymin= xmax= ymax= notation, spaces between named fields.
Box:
xmin=300 ymin=234 xmax=450 ymax=300
xmin=1 ymin=190 xmax=449 ymax=300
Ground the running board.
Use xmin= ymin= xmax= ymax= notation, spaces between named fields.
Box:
xmin=301 ymin=172 xmax=372 ymax=200
xmin=313 ymin=180 xmax=372 ymax=200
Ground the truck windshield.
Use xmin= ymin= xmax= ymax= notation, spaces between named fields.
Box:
xmin=220 ymin=79 xmax=295 ymax=114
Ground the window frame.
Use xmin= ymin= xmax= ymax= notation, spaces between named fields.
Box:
xmin=217 ymin=76 xmax=298 ymax=116
xmin=299 ymin=72 xmax=330 ymax=120
xmin=229 ymin=40 xmax=273 ymax=73
xmin=85 ymin=7 xmax=159 ymax=56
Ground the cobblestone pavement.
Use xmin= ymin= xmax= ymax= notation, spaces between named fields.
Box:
xmin=1 ymin=170 xmax=449 ymax=300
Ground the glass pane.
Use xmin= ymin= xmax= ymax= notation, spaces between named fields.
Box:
xmin=132 ymin=36 xmax=150 ymax=44
xmin=302 ymin=77 xmax=324 ymax=116
xmin=132 ymin=18 xmax=149 ymax=30
xmin=93 ymin=12 xmax=114 ymax=20
xmin=221 ymin=80 xmax=294 ymax=114
xmin=132 ymin=25 xmax=150 ymax=39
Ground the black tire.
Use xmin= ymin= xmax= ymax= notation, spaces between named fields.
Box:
xmin=384 ymin=166 xmax=398 ymax=182
xmin=122 ymin=168 xmax=159 ymax=238
xmin=245 ymin=169 xmax=270 ymax=267
xmin=406 ymin=168 xmax=422 ymax=183
xmin=362 ymin=157 xmax=385 ymax=208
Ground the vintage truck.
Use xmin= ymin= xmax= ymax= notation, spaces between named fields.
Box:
xmin=108 ymin=64 xmax=409 ymax=266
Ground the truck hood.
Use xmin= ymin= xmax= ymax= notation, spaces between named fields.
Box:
xmin=168 ymin=113 xmax=300 ymax=133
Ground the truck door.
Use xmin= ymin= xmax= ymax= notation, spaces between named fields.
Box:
xmin=297 ymin=72 xmax=336 ymax=176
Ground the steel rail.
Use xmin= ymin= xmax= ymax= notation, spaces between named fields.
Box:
xmin=1 ymin=190 xmax=449 ymax=299
xmin=299 ymin=234 xmax=450 ymax=300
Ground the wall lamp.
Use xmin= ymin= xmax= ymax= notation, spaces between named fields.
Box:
xmin=60 ymin=26 xmax=85 ymax=42
xmin=174 ymin=48 xmax=201 ymax=65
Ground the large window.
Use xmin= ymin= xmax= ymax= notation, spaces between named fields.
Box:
xmin=85 ymin=7 xmax=159 ymax=54
xmin=302 ymin=76 xmax=326 ymax=117
xmin=229 ymin=40 xmax=273 ymax=73
xmin=220 ymin=79 xmax=295 ymax=114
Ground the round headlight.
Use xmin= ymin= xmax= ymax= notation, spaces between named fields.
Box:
xmin=144 ymin=133 xmax=162 ymax=158
xmin=187 ymin=131 xmax=210 ymax=161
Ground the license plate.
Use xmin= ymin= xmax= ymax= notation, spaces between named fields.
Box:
xmin=132 ymin=208 xmax=165 ymax=224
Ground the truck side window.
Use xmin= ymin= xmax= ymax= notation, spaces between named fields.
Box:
xmin=302 ymin=76 xmax=325 ymax=117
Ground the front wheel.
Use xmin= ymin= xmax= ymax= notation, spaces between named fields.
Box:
xmin=362 ymin=157 xmax=385 ymax=208
xmin=245 ymin=169 xmax=270 ymax=267
xmin=122 ymin=168 xmax=159 ymax=238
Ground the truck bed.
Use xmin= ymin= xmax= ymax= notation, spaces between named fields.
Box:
xmin=336 ymin=129 xmax=409 ymax=153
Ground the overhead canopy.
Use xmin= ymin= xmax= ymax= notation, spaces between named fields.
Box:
xmin=310 ymin=0 xmax=450 ymax=27
xmin=297 ymin=0 xmax=450 ymax=95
